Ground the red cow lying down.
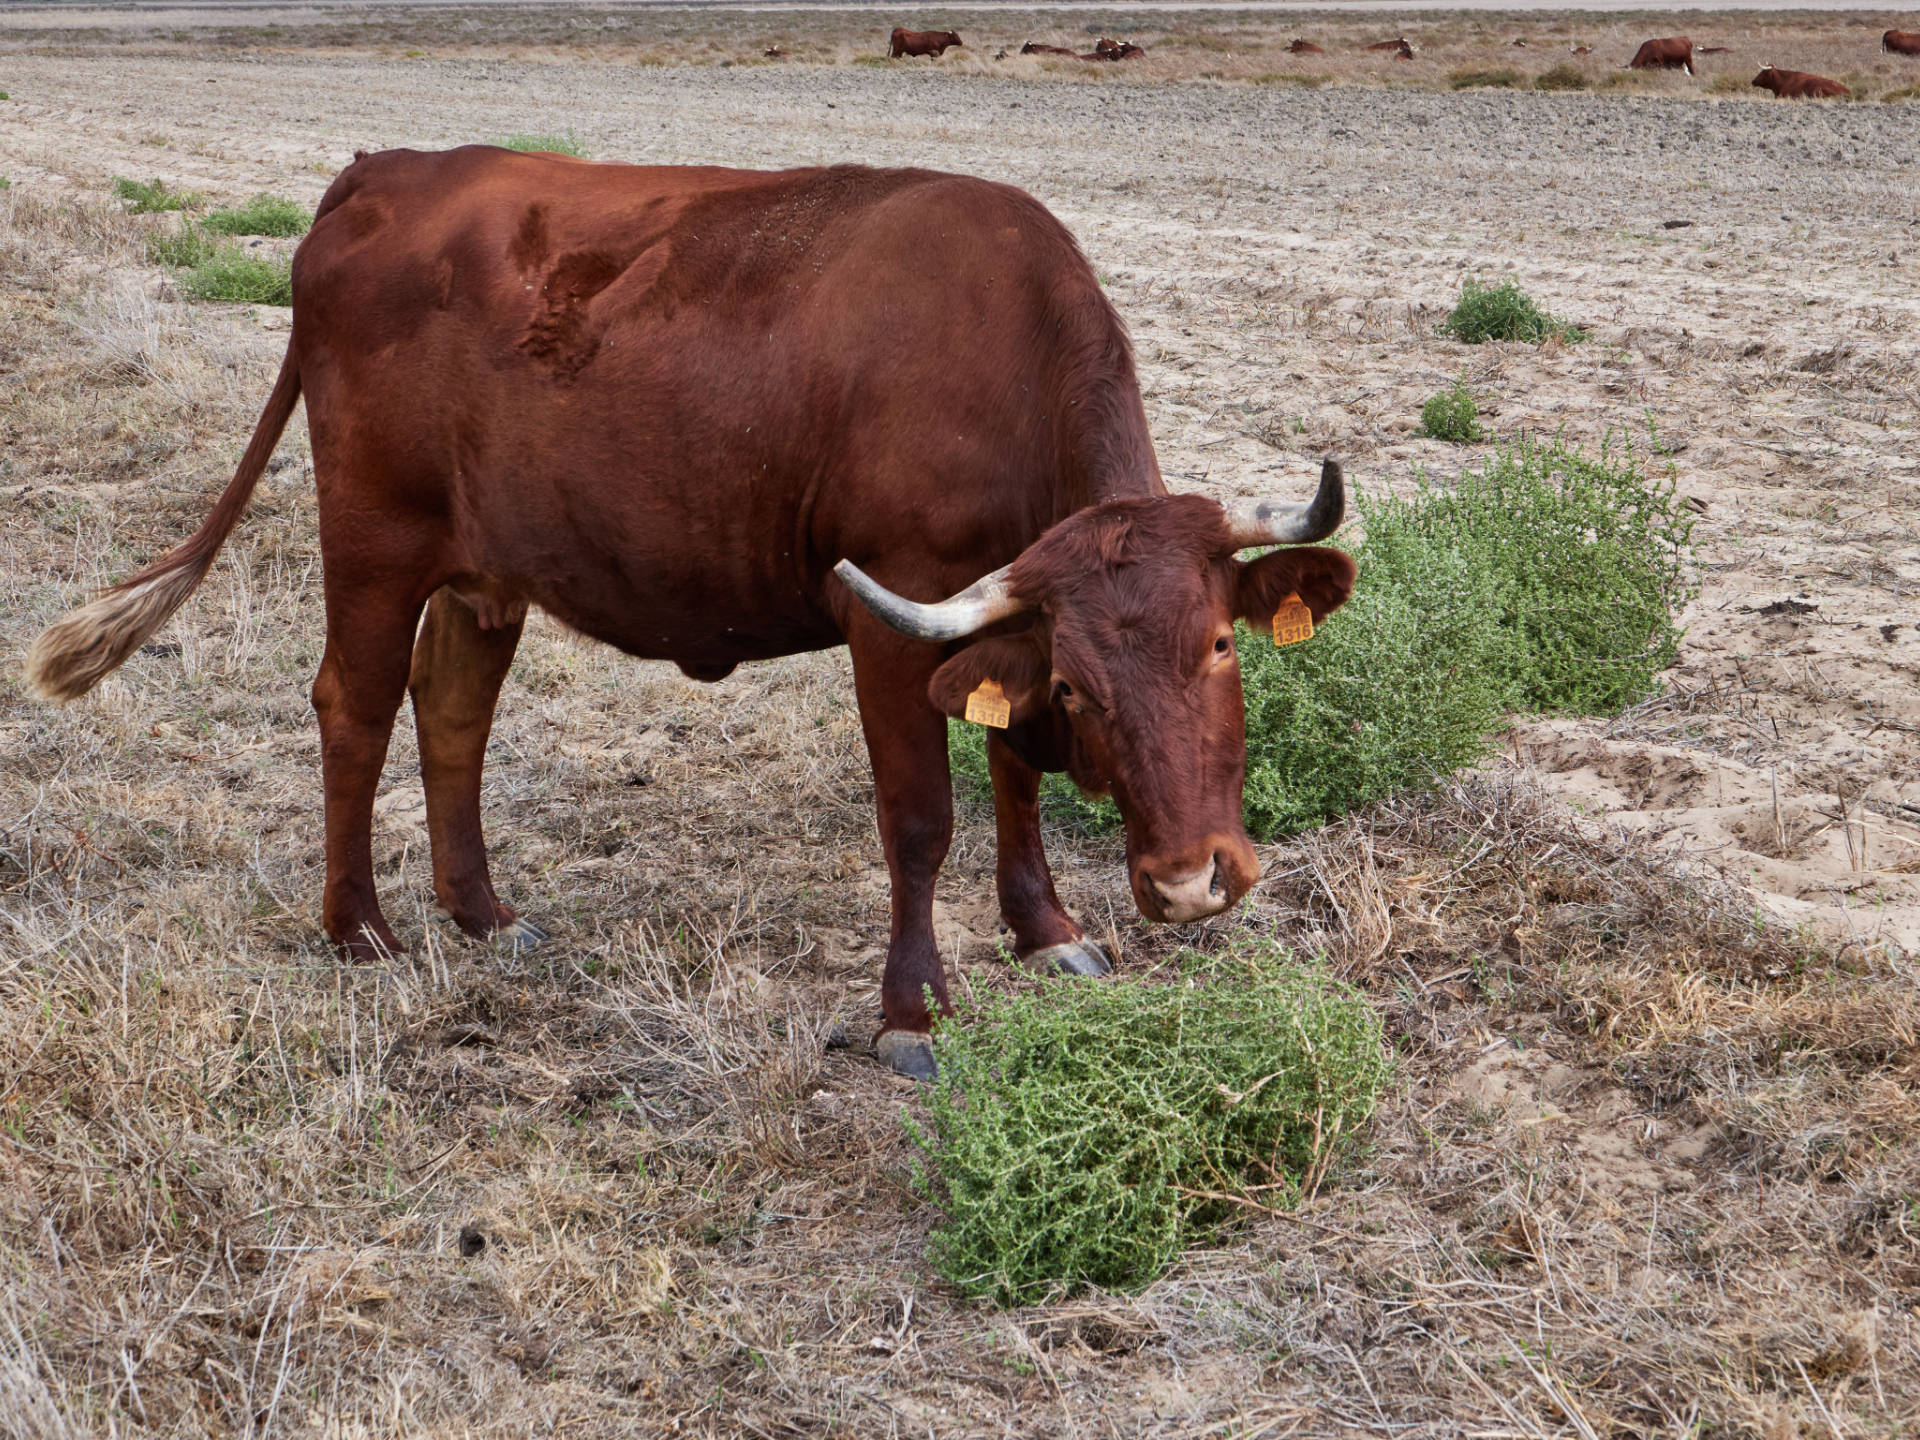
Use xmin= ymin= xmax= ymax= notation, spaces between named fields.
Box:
xmin=1751 ymin=64 xmax=1849 ymax=98
xmin=28 ymin=149 xmax=1355 ymax=1080
xmin=1883 ymin=29 xmax=1920 ymax=55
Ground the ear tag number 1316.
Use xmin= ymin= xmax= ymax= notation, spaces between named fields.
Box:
xmin=966 ymin=678 xmax=1011 ymax=728
xmin=1272 ymin=593 xmax=1314 ymax=647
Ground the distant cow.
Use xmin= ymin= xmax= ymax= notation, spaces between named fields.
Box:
xmin=1092 ymin=36 xmax=1146 ymax=60
xmin=1019 ymin=40 xmax=1077 ymax=56
xmin=1752 ymin=64 xmax=1850 ymax=98
xmin=1628 ymin=36 xmax=1695 ymax=73
xmin=1885 ymin=29 xmax=1920 ymax=55
xmin=890 ymin=28 xmax=962 ymax=58
xmin=1393 ymin=39 xmax=1415 ymax=60
xmin=1697 ymin=46 xmax=1731 ymax=54
xmin=1572 ymin=45 xmax=1592 ymax=54
xmin=1288 ymin=39 xmax=1325 ymax=54
xmin=1365 ymin=37 xmax=1411 ymax=51
xmin=1511 ymin=38 xmax=1529 ymax=47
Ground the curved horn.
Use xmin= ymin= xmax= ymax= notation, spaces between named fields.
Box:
xmin=1224 ymin=458 xmax=1346 ymax=549
xmin=834 ymin=559 xmax=1027 ymax=642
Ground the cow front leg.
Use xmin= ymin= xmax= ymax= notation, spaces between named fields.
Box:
xmin=848 ymin=626 xmax=953 ymax=1080
xmin=409 ymin=586 xmax=543 ymax=952
xmin=988 ymin=730 xmax=1111 ymax=977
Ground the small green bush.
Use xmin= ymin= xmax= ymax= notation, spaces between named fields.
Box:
xmin=1883 ymin=85 xmax=1920 ymax=103
xmin=0 ymin=176 xmax=10 ymax=192
xmin=912 ymin=946 xmax=1389 ymax=1304
xmin=498 ymin=131 xmax=588 ymax=157
xmin=1238 ymin=490 xmax=1511 ymax=838
xmin=1431 ymin=434 xmax=1692 ymax=714
xmin=1534 ymin=62 xmax=1588 ymax=91
xmin=179 ymin=249 xmax=293 ymax=305
xmin=1442 ymin=276 xmax=1584 ymax=345
xmin=1419 ymin=380 xmax=1482 ymax=442
xmin=113 ymin=176 xmax=203 ymax=213
xmin=146 ymin=222 xmax=218 ymax=269
xmin=1450 ymin=67 xmax=1524 ymax=89
xmin=202 ymin=193 xmax=310 ymax=237
xmin=1238 ymin=434 xmax=1689 ymax=834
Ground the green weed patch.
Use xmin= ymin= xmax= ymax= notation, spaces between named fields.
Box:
xmin=912 ymin=946 xmax=1389 ymax=1304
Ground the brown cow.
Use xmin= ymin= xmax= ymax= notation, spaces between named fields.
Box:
xmin=1365 ymin=37 xmax=1411 ymax=51
xmin=1020 ymin=40 xmax=1078 ymax=56
xmin=1092 ymin=36 xmax=1146 ymax=60
xmin=1628 ymin=36 xmax=1695 ymax=73
xmin=1287 ymin=38 xmax=1325 ymax=54
xmin=27 ymin=150 xmax=1354 ymax=1080
xmin=1884 ymin=29 xmax=1920 ymax=54
xmin=1752 ymin=64 xmax=1850 ymax=98
xmin=889 ymin=27 xmax=961 ymax=58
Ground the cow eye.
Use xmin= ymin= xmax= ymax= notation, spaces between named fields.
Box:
xmin=1214 ymin=636 xmax=1232 ymax=658
xmin=1053 ymin=679 xmax=1074 ymax=703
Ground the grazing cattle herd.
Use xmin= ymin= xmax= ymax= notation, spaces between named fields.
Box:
xmin=875 ymin=21 xmax=1899 ymax=97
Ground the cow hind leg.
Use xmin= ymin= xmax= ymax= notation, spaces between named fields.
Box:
xmin=312 ymin=585 xmax=431 ymax=963
xmin=409 ymin=586 xmax=543 ymax=952
xmin=988 ymin=731 xmax=1110 ymax=977
xmin=848 ymin=622 xmax=954 ymax=1079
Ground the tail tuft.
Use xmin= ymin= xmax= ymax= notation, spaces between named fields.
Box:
xmin=27 ymin=564 xmax=209 ymax=701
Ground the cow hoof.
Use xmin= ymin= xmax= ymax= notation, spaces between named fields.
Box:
xmin=1027 ymin=938 xmax=1113 ymax=977
xmin=875 ymin=1030 xmax=938 ymax=1081
xmin=496 ymin=916 xmax=549 ymax=955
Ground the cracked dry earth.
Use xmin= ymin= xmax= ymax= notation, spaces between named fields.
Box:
xmin=7 ymin=51 xmax=1920 ymax=946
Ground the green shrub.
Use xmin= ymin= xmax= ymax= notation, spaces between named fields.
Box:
xmin=1534 ymin=62 xmax=1588 ymax=91
xmin=911 ymin=945 xmax=1389 ymax=1304
xmin=202 ymin=193 xmax=310 ymax=237
xmin=0 ymin=176 xmax=10 ymax=192
xmin=179 ymin=249 xmax=293 ymax=305
xmin=1450 ymin=67 xmax=1524 ymax=89
xmin=1423 ymin=434 xmax=1692 ymax=714
xmin=145 ymin=222 xmax=218 ymax=269
xmin=1238 ymin=434 xmax=1688 ymax=834
xmin=113 ymin=176 xmax=203 ymax=213
xmin=1419 ymin=380 xmax=1482 ymax=441
xmin=498 ymin=131 xmax=588 ymax=157
xmin=1883 ymin=85 xmax=1920 ymax=103
xmin=1442 ymin=276 xmax=1584 ymax=345
xmin=1707 ymin=73 xmax=1748 ymax=96
xmin=1238 ymin=490 xmax=1511 ymax=838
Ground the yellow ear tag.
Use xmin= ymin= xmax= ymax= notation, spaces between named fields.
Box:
xmin=965 ymin=678 xmax=1012 ymax=729
xmin=1272 ymin=593 xmax=1315 ymax=647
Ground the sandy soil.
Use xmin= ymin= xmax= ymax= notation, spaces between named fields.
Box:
xmin=3 ymin=15 xmax=1920 ymax=1437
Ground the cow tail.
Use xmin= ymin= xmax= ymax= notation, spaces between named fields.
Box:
xmin=27 ymin=342 xmax=303 ymax=701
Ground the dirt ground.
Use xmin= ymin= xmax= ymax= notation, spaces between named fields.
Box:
xmin=3 ymin=8 xmax=1920 ymax=1438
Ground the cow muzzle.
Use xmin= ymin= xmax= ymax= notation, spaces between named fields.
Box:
xmin=1131 ymin=835 xmax=1258 ymax=924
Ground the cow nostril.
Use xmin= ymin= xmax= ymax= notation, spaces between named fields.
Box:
xmin=1208 ymin=855 xmax=1226 ymax=898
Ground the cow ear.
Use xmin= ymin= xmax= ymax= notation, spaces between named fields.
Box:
xmin=927 ymin=634 xmax=1052 ymax=723
xmin=1235 ymin=545 xmax=1357 ymax=629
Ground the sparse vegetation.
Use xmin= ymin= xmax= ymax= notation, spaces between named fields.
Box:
xmin=112 ymin=175 xmax=203 ymax=213
xmin=498 ymin=130 xmax=589 ymax=156
xmin=177 ymin=246 xmax=294 ymax=304
xmin=1251 ymin=71 xmax=1331 ymax=87
xmin=912 ymin=945 xmax=1389 ymax=1304
xmin=201 ymin=191 xmax=311 ymax=237
xmin=145 ymin=219 xmax=218 ymax=268
xmin=1419 ymin=379 xmax=1483 ymax=441
xmin=1449 ymin=67 xmax=1524 ymax=89
xmin=1239 ymin=435 xmax=1690 ymax=834
xmin=1884 ymin=85 xmax=1920 ymax=102
xmin=1533 ymin=61 xmax=1588 ymax=91
xmin=1442 ymin=275 xmax=1585 ymax=344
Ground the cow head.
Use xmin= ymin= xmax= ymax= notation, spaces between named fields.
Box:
xmin=1753 ymin=65 xmax=1779 ymax=91
xmin=837 ymin=462 xmax=1354 ymax=924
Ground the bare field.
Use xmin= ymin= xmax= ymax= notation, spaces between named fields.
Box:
xmin=3 ymin=13 xmax=1920 ymax=1438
